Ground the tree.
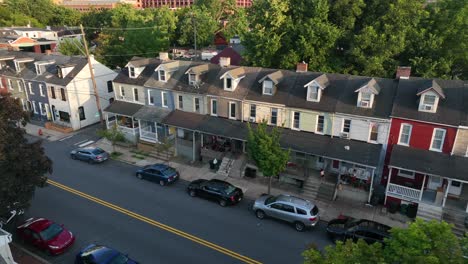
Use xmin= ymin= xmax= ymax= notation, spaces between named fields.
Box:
xmin=303 ymin=219 xmax=465 ymax=264
xmin=97 ymin=123 xmax=126 ymax=153
xmin=247 ymin=121 xmax=289 ymax=194
xmin=175 ymin=6 xmax=218 ymax=48
xmin=58 ymin=38 xmax=84 ymax=56
xmin=0 ymin=94 xmax=52 ymax=216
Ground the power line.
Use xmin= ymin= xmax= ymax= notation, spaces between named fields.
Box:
xmin=83 ymin=26 xmax=157 ymax=31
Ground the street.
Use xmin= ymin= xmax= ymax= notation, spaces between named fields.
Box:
xmin=19 ymin=129 xmax=333 ymax=264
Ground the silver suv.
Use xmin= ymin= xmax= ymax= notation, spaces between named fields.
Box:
xmin=252 ymin=194 xmax=319 ymax=231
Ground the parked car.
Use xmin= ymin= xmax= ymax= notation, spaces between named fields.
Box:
xmin=135 ymin=164 xmax=179 ymax=186
xmin=75 ymin=244 xmax=138 ymax=264
xmin=326 ymin=216 xmax=390 ymax=244
xmin=17 ymin=217 xmax=75 ymax=255
xmin=252 ymin=194 xmax=319 ymax=232
xmin=70 ymin=147 xmax=109 ymax=164
xmin=187 ymin=179 xmax=243 ymax=207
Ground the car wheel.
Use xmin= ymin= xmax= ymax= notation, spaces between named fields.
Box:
xmin=294 ymin=221 xmax=306 ymax=232
xmin=219 ymin=199 xmax=227 ymax=207
xmin=189 ymin=190 xmax=196 ymax=197
xmin=255 ymin=210 xmax=265 ymax=219
xmin=159 ymin=180 xmax=165 ymax=186
xmin=136 ymin=173 xmax=143 ymax=180
xmin=71 ymin=154 xmax=76 ymax=160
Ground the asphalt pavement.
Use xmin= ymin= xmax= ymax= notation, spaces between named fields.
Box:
xmin=16 ymin=130 xmax=333 ymax=264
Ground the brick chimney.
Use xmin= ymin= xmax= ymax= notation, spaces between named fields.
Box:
xmin=296 ymin=61 xmax=308 ymax=72
xmin=159 ymin=52 xmax=169 ymax=61
xmin=219 ymin=57 xmax=231 ymax=67
xmin=396 ymin=66 xmax=411 ymax=80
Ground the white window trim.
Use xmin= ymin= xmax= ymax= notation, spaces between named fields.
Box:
xmin=397 ymin=169 xmax=415 ymax=179
xmin=161 ymin=91 xmax=168 ymax=108
xmin=263 ymin=80 xmax=273 ymax=95
xmin=28 ymin=82 xmax=33 ymax=94
xmin=194 ymin=97 xmax=200 ymax=113
xmin=133 ymin=88 xmax=139 ymax=102
xmin=357 ymin=92 xmax=374 ymax=108
xmin=249 ymin=104 xmax=256 ymax=119
xmin=17 ymin=80 xmax=22 ymax=92
xmin=159 ymin=70 xmax=167 ymax=82
xmin=8 ymin=79 xmax=13 ymax=90
xmin=35 ymin=64 xmax=41 ymax=75
xmin=229 ymin=101 xmax=237 ymax=120
xmin=39 ymin=102 xmax=45 ymax=115
xmin=270 ymin=108 xmax=278 ymax=125
xmin=419 ymin=93 xmax=439 ymax=113
xmin=224 ymin=77 xmax=233 ymax=91
xmin=39 ymin=84 xmax=45 ymax=97
xmin=307 ymin=85 xmax=321 ymax=102
xmin=341 ymin=119 xmax=351 ymax=133
xmin=398 ymin=123 xmax=412 ymax=146
xmin=189 ymin=73 xmax=197 ymax=85
xmin=120 ymin=86 xmax=125 ymax=98
xmin=147 ymin=90 xmax=154 ymax=105
xmin=129 ymin=66 xmax=136 ymax=78
xmin=211 ymin=99 xmax=217 ymax=116
xmin=20 ymin=99 xmax=26 ymax=111
xmin=32 ymin=101 xmax=38 ymax=114
xmin=429 ymin=128 xmax=446 ymax=152
xmin=316 ymin=115 xmax=325 ymax=134
xmin=368 ymin=123 xmax=379 ymax=143
xmin=291 ymin=111 xmax=300 ymax=130
xmin=178 ymin=95 xmax=183 ymax=109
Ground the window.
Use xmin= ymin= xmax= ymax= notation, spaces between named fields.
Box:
xmin=129 ymin=66 xmax=135 ymax=78
xmin=107 ymin=81 xmax=113 ymax=93
xmin=281 ymin=204 xmax=295 ymax=213
xmin=369 ymin=123 xmax=379 ymax=142
xmin=133 ymin=88 xmax=139 ymax=101
xmin=178 ymin=95 xmax=183 ymax=109
xmin=398 ymin=169 xmax=415 ymax=179
xmin=194 ymin=98 xmax=200 ymax=113
xmin=32 ymin=101 xmax=37 ymax=114
xmin=398 ymin=123 xmax=412 ymax=145
xmin=229 ymin=102 xmax=236 ymax=119
xmin=292 ymin=111 xmax=300 ymax=130
xmin=308 ymin=85 xmax=319 ymax=101
xmin=225 ymin=77 xmax=232 ymax=90
xmin=148 ymin=90 xmax=154 ymax=105
xmin=430 ymin=128 xmax=446 ymax=152
xmin=297 ymin=208 xmax=307 ymax=215
xmin=35 ymin=64 xmax=41 ymax=75
xmin=162 ymin=92 xmax=168 ymax=107
xmin=120 ymin=86 xmax=125 ymax=97
xmin=263 ymin=80 xmax=273 ymax=95
xmin=39 ymin=84 xmax=45 ymax=96
xmin=38 ymin=102 xmax=43 ymax=115
xmin=50 ymin=86 xmax=56 ymax=99
xmin=250 ymin=104 xmax=256 ymax=119
xmin=78 ymin=106 xmax=85 ymax=120
xmin=60 ymin=88 xmax=66 ymax=101
xmin=189 ymin=73 xmax=196 ymax=85
xmin=8 ymin=79 xmax=12 ymax=90
xmin=159 ymin=70 xmax=166 ymax=82
xmin=342 ymin=119 xmax=351 ymax=133
xmin=359 ymin=92 xmax=372 ymax=108
xmin=420 ymin=94 xmax=437 ymax=112
xmin=316 ymin=115 xmax=325 ymax=133
xmin=211 ymin=99 xmax=217 ymax=115
xmin=28 ymin=82 xmax=33 ymax=94
xmin=271 ymin=108 xmax=278 ymax=125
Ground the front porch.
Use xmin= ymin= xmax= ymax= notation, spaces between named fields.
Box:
xmin=103 ymin=100 xmax=143 ymax=143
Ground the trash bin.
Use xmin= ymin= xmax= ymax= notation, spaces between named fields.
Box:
xmin=209 ymin=160 xmax=215 ymax=170
xmin=245 ymin=167 xmax=256 ymax=178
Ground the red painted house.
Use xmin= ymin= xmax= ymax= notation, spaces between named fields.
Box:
xmin=383 ymin=73 xmax=468 ymax=221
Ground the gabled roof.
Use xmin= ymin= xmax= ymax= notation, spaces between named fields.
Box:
xmin=219 ymin=67 xmax=245 ymax=79
xmin=246 ymin=69 xmax=295 ymax=105
xmin=210 ymin=47 xmax=242 ymax=66
xmin=185 ymin=64 xmax=209 ymax=75
xmin=125 ymin=57 xmax=155 ymax=68
xmin=391 ymin=78 xmax=465 ymax=126
xmin=354 ymin=78 xmax=381 ymax=95
xmin=258 ymin=70 xmax=285 ymax=85
xmin=303 ymin=74 xmax=329 ymax=89
xmin=156 ymin=60 xmax=180 ymax=72
xmin=114 ymin=57 xmax=161 ymax=86
xmin=416 ymin=79 xmax=445 ymax=99
xmin=208 ymin=66 xmax=261 ymax=99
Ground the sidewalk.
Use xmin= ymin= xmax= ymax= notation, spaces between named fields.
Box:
xmin=10 ymin=243 xmax=49 ymax=264
xmin=23 ymin=123 xmax=70 ymax=142
xmin=93 ymin=139 xmax=409 ymax=229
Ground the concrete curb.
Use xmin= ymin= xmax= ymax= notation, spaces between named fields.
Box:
xmin=11 ymin=242 xmax=51 ymax=264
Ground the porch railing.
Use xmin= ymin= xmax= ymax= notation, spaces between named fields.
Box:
xmin=140 ymin=130 xmax=157 ymax=142
xmin=387 ymin=183 xmax=421 ymax=201
xmin=118 ymin=125 xmax=138 ymax=135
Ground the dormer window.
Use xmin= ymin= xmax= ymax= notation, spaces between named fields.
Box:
xmin=263 ymin=80 xmax=273 ymax=95
xmin=355 ymin=78 xmax=380 ymax=108
xmin=189 ymin=73 xmax=197 ymax=85
xmin=159 ymin=70 xmax=166 ymax=82
xmin=419 ymin=93 xmax=438 ymax=112
xmin=129 ymin=67 xmax=135 ymax=78
xmin=416 ymin=80 xmax=444 ymax=113
xmin=57 ymin=66 xmax=63 ymax=78
xmin=225 ymin=77 xmax=232 ymax=90
xmin=304 ymin=74 xmax=328 ymax=102
xmin=359 ymin=92 xmax=373 ymax=108
xmin=307 ymin=85 xmax=320 ymax=101
xmin=35 ymin=64 xmax=41 ymax=75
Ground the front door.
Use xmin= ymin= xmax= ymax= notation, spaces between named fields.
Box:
xmin=448 ymin=181 xmax=462 ymax=196
xmin=428 ymin=176 xmax=442 ymax=190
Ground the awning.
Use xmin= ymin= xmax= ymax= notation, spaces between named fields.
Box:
xmin=103 ymin=101 xmax=143 ymax=117
xmin=389 ymin=145 xmax=468 ymax=181
xmin=134 ymin=106 xmax=172 ymax=123
xmin=163 ymin=110 xmax=382 ymax=168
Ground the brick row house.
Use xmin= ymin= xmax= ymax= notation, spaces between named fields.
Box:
xmin=104 ymin=53 xmax=468 ymax=232
xmin=0 ymin=51 xmax=117 ymax=131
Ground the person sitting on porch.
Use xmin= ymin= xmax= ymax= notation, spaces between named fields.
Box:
xmin=320 ymin=169 xmax=325 ymax=181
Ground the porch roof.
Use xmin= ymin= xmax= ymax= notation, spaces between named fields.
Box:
xmin=163 ymin=110 xmax=382 ymax=168
xmin=134 ymin=106 xmax=171 ymax=123
xmin=389 ymin=145 xmax=468 ymax=181
xmin=104 ymin=101 xmax=143 ymax=117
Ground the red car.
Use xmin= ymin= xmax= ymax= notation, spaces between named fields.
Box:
xmin=17 ymin=217 xmax=75 ymax=255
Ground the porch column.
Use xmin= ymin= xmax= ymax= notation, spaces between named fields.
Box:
xmin=132 ymin=118 xmax=136 ymax=135
xmin=105 ymin=113 xmax=109 ymax=128
xmin=419 ymin=175 xmax=427 ymax=201
xmin=154 ymin=122 xmax=158 ymax=142
xmin=192 ymin=131 xmax=196 ymax=162
xmin=384 ymin=167 xmax=393 ymax=205
xmin=174 ymin=131 xmax=178 ymax=156
xmin=242 ymin=141 xmax=246 ymax=153
xmin=138 ymin=120 xmax=142 ymax=139
xmin=442 ymin=179 xmax=451 ymax=207
xmin=200 ymin=133 xmax=203 ymax=148
xmin=367 ymin=168 xmax=375 ymax=203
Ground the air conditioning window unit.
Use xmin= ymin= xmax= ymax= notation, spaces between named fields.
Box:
xmin=340 ymin=132 xmax=349 ymax=139
xmin=360 ymin=101 xmax=370 ymax=108
xmin=248 ymin=117 xmax=256 ymax=122
xmin=422 ymin=104 xmax=433 ymax=111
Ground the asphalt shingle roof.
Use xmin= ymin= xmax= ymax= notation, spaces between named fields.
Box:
xmin=103 ymin=101 xmax=143 ymax=116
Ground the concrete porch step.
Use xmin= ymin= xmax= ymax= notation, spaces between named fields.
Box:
xmin=316 ymin=182 xmax=336 ymax=201
xmin=417 ymin=203 xmax=443 ymax=221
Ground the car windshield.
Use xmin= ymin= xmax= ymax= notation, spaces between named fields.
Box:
xmin=265 ymin=196 xmax=277 ymax=205
xmin=108 ymin=253 xmax=129 ymax=264
xmin=39 ymin=223 xmax=63 ymax=241
xmin=161 ymin=167 xmax=176 ymax=176
xmin=311 ymin=206 xmax=319 ymax=216
xmin=223 ymin=185 xmax=236 ymax=194
xmin=92 ymin=148 xmax=105 ymax=155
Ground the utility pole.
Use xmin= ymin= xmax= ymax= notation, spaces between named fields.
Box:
xmin=80 ymin=24 xmax=104 ymax=127
xmin=191 ymin=12 xmax=197 ymax=60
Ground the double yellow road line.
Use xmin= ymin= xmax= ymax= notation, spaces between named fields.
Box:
xmin=47 ymin=180 xmax=262 ymax=264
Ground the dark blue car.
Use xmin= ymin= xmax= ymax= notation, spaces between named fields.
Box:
xmin=75 ymin=244 xmax=138 ymax=264
xmin=136 ymin=163 xmax=179 ymax=186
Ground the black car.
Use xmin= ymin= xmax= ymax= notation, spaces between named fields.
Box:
xmin=326 ymin=216 xmax=390 ymax=244
xmin=187 ymin=179 xmax=243 ymax=207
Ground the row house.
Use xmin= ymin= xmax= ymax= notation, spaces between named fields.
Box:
xmin=383 ymin=73 xmax=468 ymax=225
xmin=0 ymin=51 xmax=117 ymax=131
